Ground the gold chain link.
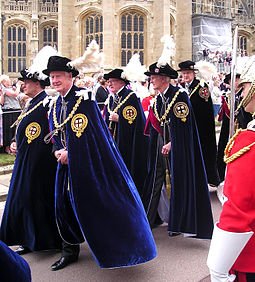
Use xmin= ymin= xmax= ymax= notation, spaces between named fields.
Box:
xmin=153 ymin=90 xmax=180 ymax=123
xmin=53 ymin=96 xmax=83 ymax=129
xmin=11 ymin=100 xmax=44 ymax=128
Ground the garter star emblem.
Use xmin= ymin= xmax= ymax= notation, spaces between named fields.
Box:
xmin=199 ymin=87 xmax=210 ymax=101
xmin=122 ymin=106 xmax=137 ymax=124
xmin=25 ymin=122 xmax=41 ymax=144
xmin=173 ymin=102 xmax=189 ymax=122
xmin=71 ymin=113 xmax=88 ymax=137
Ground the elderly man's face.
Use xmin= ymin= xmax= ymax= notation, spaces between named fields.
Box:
xmin=180 ymin=70 xmax=195 ymax=84
xmin=150 ymin=75 xmax=170 ymax=93
xmin=108 ymin=78 xmax=125 ymax=94
xmin=49 ymin=71 xmax=73 ymax=96
xmin=22 ymin=80 xmax=39 ymax=97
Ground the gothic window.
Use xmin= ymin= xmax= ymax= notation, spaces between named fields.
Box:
xmin=7 ymin=24 xmax=26 ymax=73
xmin=213 ymin=0 xmax=225 ymax=16
xmin=43 ymin=25 xmax=58 ymax=49
xmin=84 ymin=13 xmax=103 ymax=50
xmin=239 ymin=35 xmax=248 ymax=56
xmin=247 ymin=0 xmax=254 ymax=17
xmin=121 ymin=11 xmax=145 ymax=66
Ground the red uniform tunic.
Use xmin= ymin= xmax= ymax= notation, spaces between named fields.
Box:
xmin=218 ymin=129 xmax=255 ymax=273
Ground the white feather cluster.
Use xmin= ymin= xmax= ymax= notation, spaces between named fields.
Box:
xmin=236 ymin=56 xmax=250 ymax=75
xmin=195 ymin=60 xmax=218 ymax=82
xmin=28 ymin=45 xmax=58 ymax=80
xmin=156 ymin=35 xmax=176 ymax=68
xmin=123 ymin=53 xmax=147 ymax=82
xmin=68 ymin=40 xmax=103 ymax=73
xmin=237 ymin=55 xmax=255 ymax=85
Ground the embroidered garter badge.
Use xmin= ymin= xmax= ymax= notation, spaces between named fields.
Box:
xmin=25 ymin=122 xmax=41 ymax=144
xmin=122 ymin=106 xmax=137 ymax=124
xmin=71 ymin=113 xmax=88 ymax=138
xmin=173 ymin=102 xmax=189 ymax=122
xmin=199 ymin=87 xmax=210 ymax=101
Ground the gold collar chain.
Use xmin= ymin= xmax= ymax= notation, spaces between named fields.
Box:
xmin=11 ymin=100 xmax=44 ymax=128
xmin=53 ymin=96 xmax=83 ymax=129
xmin=224 ymin=128 xmax=255 ymax=163
xmin=188 ymin=84 xmax=200 ymax=98
xmin=153 ymin=90 xmax=180 ymax=123
xmin=107 ymin=92 xmax=134 ymax=114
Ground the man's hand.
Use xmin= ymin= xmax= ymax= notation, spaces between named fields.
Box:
xmin=54 ymin=149 xmax=68 ymax=165
xmin=162 ymin=142 xmax=171 ymax=155
xmin=10 ymin=142 xmax=17 ymax=154
xmin=109 ymin=112 xmax=119 ymax=122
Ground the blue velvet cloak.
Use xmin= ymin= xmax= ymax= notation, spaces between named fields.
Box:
xmin=186 ymin=79 xmax=220 ymax=186
xmin=49 ymin=85 xmax=157 ymax=268
xmin=0 ymin=241 xmax=31 ymax=282
xmin=0 ymin=91 xmax=62 ymax=251
xmin=103 ymin=87 xmax=148 ymax=196
xmin=143 ymin=85 xmax=214 ymax=239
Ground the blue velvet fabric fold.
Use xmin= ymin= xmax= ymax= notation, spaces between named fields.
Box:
xmin=49 ymin=86 xmax=157 ymax=268
xmin=104 ymin=88 xmax=149 ymax=196
xmin=0 ymin=240 xmax=31 ymax=282
xmin=0 ymin=91 xmax=62 ymax=250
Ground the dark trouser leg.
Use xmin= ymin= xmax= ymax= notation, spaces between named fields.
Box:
xmin=61 ymin=242 xmax=80 ymax=259
xmin=147 ymin=153 xmax=166 ymax=227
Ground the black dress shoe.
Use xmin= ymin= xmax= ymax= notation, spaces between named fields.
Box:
xmin=51 ymin=256 xmax=78 ymax=271
xmin=168 ymin=232 xmax=181 ymax=237
xmin=15 ymin=246 xmax=31 ymax=255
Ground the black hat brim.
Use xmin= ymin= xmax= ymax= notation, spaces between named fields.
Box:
xmin=144 ymin=71 xmax=178 ymax=79
xmin=42 ymin=68 xmax=79 ymax=77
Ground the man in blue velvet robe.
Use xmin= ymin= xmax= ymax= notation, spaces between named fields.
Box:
xmin=43 ymin=56 xmax=157 ymax=271
xmin=0 ymin=69 xmax=61 ymax=254
xmin=142 ymin=62 xmax=214 ymax=239
xmin=178 ymin=60 xmax=220 ymax=188
xmin=103 ymin=68 xmax=148 ymax=195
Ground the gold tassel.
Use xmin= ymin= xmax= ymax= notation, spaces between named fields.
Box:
xmin=165 ymin=168 xmax=171 ymax=199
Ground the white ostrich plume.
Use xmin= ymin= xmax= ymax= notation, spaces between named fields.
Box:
xmin=239 ymin=55 xmax=255 ymax=84
xmin=68 ymin=40 xmax=103 ymax=73
xmin=195 ymin=60 xmax=218 ymax=82
xmin=123 ymin=53 xmax=147 ymax=82
xmin=29 ymin=45 xmax=58 ymax=80
xmin=156 ymin=35 xmax=176 ymax=68
xmin=236 ymin=55 xmax=250 ymax=76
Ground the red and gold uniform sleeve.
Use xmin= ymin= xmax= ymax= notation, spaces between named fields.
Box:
xmin=218 ymin=130 xmax=255 ymax=272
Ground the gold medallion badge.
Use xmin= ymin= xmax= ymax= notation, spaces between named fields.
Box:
xmin=122 ymin=106 xmax=137 ymax=124
xmin=71 ymin=113 xmax=88 ymax=137
xmin=173 ymin=102 xmax=189 ymax=122
xmin=25 ymin=122 xmax=41 ymax=144
xmin=199 ymin=87 xmax=210 ymax=101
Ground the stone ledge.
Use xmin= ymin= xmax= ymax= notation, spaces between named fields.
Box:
xmin=0 ymin=165 xmax=13 ymax=176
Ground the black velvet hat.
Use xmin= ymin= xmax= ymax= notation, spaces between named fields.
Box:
xmin=223 ymin=73 xmax=241 ymax=84
xmin=144 ymin=62 xmax=178 ymax=79
xmin=18 ymin=69 xmax=50 ymax=87
xmin=103 ymin=68 xmax=129 ymax=84
xmin=42 ymin=56 xmax=79 ymax=77
xmin=177 ymin=60 xmax=198 ymax=71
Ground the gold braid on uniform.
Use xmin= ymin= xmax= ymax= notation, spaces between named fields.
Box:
xmin=11 ymin=100 xmax=44 ymax=128
xmin=224 ymin=128 xmax=255 ymax=163
xmin=53 ymin=96 xmax=83 ymax=129
xmin=153 ymin=90 xmax=180 ymax=124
